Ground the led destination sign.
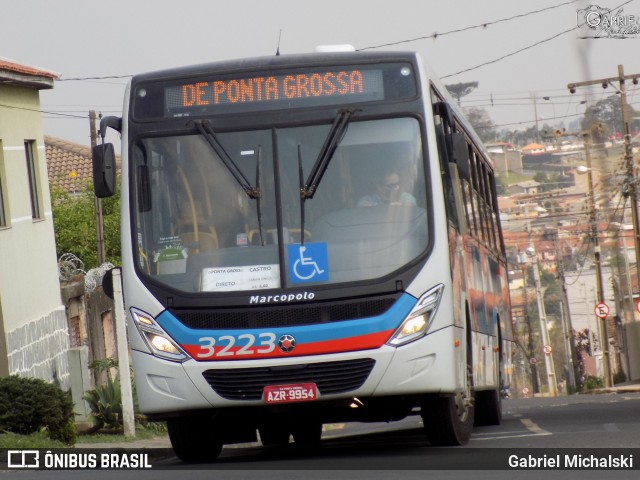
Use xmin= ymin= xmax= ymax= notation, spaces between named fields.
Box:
xmin=164 ymin=68 xmax=384 ymax=116
xmin=132 ymin=63 xmax=417 ymax=119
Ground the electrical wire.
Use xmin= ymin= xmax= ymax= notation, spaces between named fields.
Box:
xmin=442 ymin=27 xmax=579 ymax=79
xmin=357 ymin=1 xmax=582 ymax=51
xmin=0 ymin=102 xmax=86 ymax=119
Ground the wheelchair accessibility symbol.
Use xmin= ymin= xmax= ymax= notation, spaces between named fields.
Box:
xmin=288 ymin=242 xmax=329 ymax=284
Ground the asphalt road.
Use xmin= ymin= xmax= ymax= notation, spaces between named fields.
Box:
xmin=6 ymin=392 xmax=640 ymax=479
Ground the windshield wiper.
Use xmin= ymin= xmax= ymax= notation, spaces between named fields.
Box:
xmin=298 ymin=108 xmax=358 ymax=244
xmin=300 ymin=108 xmax=358 ymax=200
xmin=191 ymin=119 xmax=261 ymax=199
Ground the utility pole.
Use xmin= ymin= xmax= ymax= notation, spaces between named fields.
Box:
xmin=567 ymin=67 xmax=640 ymax=387
xmin=89 ymin=110 xmax=106 ymax=265
xmin=568 ymin=65 xmax=640 ymax=293
xmin=582 ymin=133 xmax=612 ymax=388
xmin=553 ymin=228 xmax=578 ymax=392
xmin=532 ymin=94 xmax=541 ymax=143
xmin=528 ymin=224 xmax=558 ymax=396
xmin=521 ymin=260 xmax=540 ymax=394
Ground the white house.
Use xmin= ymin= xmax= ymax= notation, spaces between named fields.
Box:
xmin=0 ymin=57 xmax=71 ymax=387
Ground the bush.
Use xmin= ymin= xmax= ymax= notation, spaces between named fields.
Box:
xmin=582 ymin=375 xmax=604 ymax=391
xmin=83 ymin=375 xmax=123 ymax=430
xmin=0 ymin=375 xmax=76 ymax=444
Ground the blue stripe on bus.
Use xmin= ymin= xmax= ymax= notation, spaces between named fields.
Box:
xmin=155 ymin=293 xmax=416 ymax=345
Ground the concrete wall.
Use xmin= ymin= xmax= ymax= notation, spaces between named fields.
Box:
xmin=5 ymin=306 xmax=70 ymax=386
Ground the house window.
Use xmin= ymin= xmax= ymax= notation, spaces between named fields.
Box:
xmin=24 ymin=140 xmax=43 ymax=220
xmin=0 ymin=142 xmax=7 ymax=227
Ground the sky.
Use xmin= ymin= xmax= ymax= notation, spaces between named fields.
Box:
xmin=3 ymin=0 xmax=640 ymax=146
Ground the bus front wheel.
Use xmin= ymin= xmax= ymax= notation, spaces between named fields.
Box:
xmin=168 ymin=416 xmax=223 ymax=462
xmin=421 ymin=337 xmax=474 ymax=445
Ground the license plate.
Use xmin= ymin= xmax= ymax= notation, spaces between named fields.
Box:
xmin=263 ymin=383 xmax=318 ymax=404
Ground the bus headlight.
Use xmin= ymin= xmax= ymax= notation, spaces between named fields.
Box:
xmin=131 ymin=308 xmax=189 ymax=362
xmin=387 ymin=284 xmax=444 ymax=347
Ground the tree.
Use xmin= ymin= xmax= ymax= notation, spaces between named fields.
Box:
xmin=445 ymin=81 xmax=479 ymax=105
xmin=581 ymin=94 xmax=640 ymax=138
xmin=51 ymin=180 xmax=121 ymax=271
xmin=464 ymin=107 xmax=496 ymax=143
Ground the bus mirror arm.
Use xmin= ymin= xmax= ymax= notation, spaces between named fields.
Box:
xmin=433 ymin=102 xmax=470 ymax=180
xmin=451 ymin=132 xmax=471 ymax=180
xmin=99 ymin=116 xmax=122 ymax=137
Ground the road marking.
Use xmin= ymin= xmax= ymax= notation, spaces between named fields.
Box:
xmin=520 ymin=418 xmax=552 ymax=435
xmin=603 ymin=423 xmax=620 ymax=432
xmin=471 ymin=418 xmax=552 ymax=442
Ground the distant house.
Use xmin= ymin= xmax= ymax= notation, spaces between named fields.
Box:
xmin=508 ymin=180 xmax=540 ymax=196
xmin=486 ymin=143 xmax=523 ymax=177
xmin=521 ymin=143 xmax=545 ymax=155
xmin=45 ymin=136 xmax=94 ymax=195
xmin=0 ymin=58 xmax=71 ymax=386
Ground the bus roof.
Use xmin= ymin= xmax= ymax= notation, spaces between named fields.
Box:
xmin=131 ymin=50 xmax=421 ymax=83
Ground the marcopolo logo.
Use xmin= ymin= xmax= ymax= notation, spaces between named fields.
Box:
xmin=577 ymin=4 xmax=640 ymax=38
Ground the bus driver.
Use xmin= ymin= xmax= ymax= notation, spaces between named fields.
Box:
xmin=357 ymin=168 xmax=416 ymax=207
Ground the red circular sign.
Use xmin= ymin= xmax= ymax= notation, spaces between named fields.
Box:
xmin=594 ymin=302 xmax=609 ymax=319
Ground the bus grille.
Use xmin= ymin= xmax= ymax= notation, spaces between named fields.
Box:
xmin=169 ymin=294 xmax=398 ymax=329
xmin=202 ymin=358 xmax=376 ymax=401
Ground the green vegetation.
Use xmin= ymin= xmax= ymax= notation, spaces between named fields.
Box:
xmin=0 ymin=431 xmax=70 ymax=449
xmin=0 ymin=376 xmax=76 ymax=445
xmin=51 ymin=179 xmax=121 ymax=270
xmin=0 ymin=425 xmax=167 ymax=449
xmin=83 ymin=375 xmax=123 ymax=431
xmin=496 ymin=170 xmax=532 ymax=186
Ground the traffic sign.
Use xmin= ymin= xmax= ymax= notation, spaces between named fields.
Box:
xmin=529 ymin=357 xmax=537 ymax=365
xmin=594 ymin=302 xmax=609 ymax=319
xmin=636 ymin=298 xmax=640 ymax=314
xmin=543 ymin=344 xmax=553 ymax=355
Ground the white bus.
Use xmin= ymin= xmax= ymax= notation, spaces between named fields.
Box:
xmin=93 ymin=48 xmax=514 ymax=461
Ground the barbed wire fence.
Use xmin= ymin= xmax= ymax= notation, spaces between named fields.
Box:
xmin=58 ymin=253 xmax=114 ymax=292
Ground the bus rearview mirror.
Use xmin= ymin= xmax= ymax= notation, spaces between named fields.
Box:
xmin=92 ymin=143 xmax=116 ymax=198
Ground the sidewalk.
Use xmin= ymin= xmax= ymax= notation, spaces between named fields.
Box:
xmin=75 ymin=435 xmax=172 ymax=450
xmin=587 ymin=380 xmax=640 ymax=395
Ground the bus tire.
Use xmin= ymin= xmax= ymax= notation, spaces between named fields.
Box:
xmin=167 ymin=416 xmax=223 ymax=462
xmin=474 ymin=389 xmax=502 ymax=426
xmin=258 ymin=424 xmax=291 ymax=448
xmin=421 ymin=333 xmax=474 ymax=445
xmin=291 ymin=421 xmax=323 ymax=448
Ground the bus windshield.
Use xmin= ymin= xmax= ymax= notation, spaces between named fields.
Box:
xmin=132 ymin=117 xmax=428 ymax=293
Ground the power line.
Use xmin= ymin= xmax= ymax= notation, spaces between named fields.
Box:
xmin=0 ymin=102 xmax=86 ymax=119
xmin=441 ymin=0 xmax=635 ymax=79
xmin=442 ymin=27 xmax=577 ymax=79
xmin=357 ymin=1 xmax=581 ymax=51
xmin=57 ymin=74 xmax=131 ymax=82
